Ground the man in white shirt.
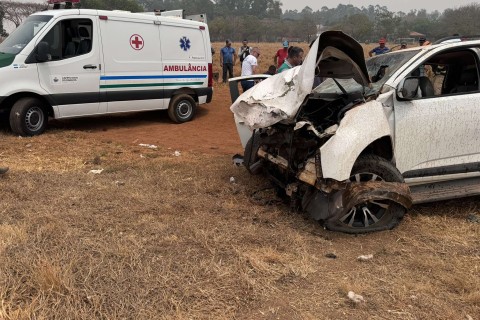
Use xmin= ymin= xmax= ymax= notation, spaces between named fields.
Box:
xmin=240 ymin=47 xmax=260 ymax=92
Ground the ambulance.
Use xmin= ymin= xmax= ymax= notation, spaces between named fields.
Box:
xmin=0 ymin=7 xmax=213 ymax=136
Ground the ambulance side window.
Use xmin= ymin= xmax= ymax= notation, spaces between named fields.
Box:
xmin=39 ymin=18 xmax=93 ymax=61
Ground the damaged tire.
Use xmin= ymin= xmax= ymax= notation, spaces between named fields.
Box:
xmin=325 ymin=155 xmax=406 ymax=234
xmin=243 ymin=131 xmax=263 ymax=174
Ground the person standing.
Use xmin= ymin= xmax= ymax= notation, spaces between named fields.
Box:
xmin=273 ymin=40 xmax=289 ymax=69
xmin=241 ymin=47 xmax=261 ymax=92
xmin=220 ymin=39 xmax=236 ymax=83
xmin=238 ymin=39 xmax=251 ymax=65
xmin=277 ymin=46 xmax=304 ymax=73
xmin=368 ymin=38 xmax=389 ymax=57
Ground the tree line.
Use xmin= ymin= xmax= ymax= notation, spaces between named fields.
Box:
xmin=2 ymin=1 xmax=480 ymax=43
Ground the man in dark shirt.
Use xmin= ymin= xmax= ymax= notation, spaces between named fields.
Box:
xmin=220 ymin=39 xmax=236 ymax=83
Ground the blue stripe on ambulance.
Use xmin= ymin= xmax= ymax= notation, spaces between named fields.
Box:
xmin=99 ymin=74 xmax=208 ymax=92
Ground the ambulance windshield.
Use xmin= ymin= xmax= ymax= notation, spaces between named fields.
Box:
xmin=0 ymin=15 xmax=52 ymax=55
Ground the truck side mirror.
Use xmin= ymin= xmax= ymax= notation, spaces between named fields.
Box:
xmin=397 ymin=77 xmax=419 ymax=100
xmin=36 ymin=42 xmax=51 ymax=62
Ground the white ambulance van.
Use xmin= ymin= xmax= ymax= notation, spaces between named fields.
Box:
xmin=0 ymin=8 xmax=213 ymax=136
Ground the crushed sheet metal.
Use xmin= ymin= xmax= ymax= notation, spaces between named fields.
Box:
xmin=320 ymin=100 xmax=391 ymax=181
xmin=230 ymin=38 xmax=318 ymax=129
xmin=294 ymin=121 xmax=338 ymax=139
xmin=342 ymin=181 xmax=413 ymax=215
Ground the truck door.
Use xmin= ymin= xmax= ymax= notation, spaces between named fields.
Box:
xmin=98 ymin=16 xmax=164 ymax=113
xmin=36 ymin=15 xmax=101 ymax=118
xmin=394 ymin=46 xmax=480 ymax=176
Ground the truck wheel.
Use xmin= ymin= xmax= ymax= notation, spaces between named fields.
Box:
xmin=168 ymin=94 xmax=196 ymax=123
xmin=9 ymin=98 xmax=48 ymax=136
xmin=324 ymin=155 xmax=406 ymax=234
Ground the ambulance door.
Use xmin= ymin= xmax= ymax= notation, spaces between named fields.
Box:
xmin=98 ymin=17 xmax=164 ymax=113
xmin=36 ymin=15 xmax=101 ymax=118
xmin=159 ymin=22 xmax=209 ymax=104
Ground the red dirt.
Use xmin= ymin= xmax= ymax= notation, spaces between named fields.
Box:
xmin=50 ymin=83 xmax=242 ymax=155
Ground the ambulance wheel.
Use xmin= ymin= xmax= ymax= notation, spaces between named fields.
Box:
xmin=10 ymin=97 xmax=48 ymax=136
xmin=168 ymin=94 xmax=196 ymax=123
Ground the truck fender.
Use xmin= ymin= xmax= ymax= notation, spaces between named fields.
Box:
xmin=320 ymin=100 xmax=392 ymax=181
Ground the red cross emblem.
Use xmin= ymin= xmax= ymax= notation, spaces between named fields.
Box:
xmin=130 ymin=34 xmax=144 ymax=50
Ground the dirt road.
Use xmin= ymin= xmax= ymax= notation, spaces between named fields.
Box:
xmin=50 ymin=84 xmax=243 ymax=155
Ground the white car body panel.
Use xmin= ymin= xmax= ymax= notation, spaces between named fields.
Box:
xmin=394 ymin=92 xmax=480 ymax=173
xmin=320 ymin=100 xmax=391 ymax=180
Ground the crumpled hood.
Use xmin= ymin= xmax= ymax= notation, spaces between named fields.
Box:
xmin=230 ymin=31 xmax=369 ymax=129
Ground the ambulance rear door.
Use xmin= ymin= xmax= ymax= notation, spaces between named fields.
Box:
xmin=159 ymin=20 xmax=209 ymax=104
xmin=98 ymin=14 xmax=164 ymax=113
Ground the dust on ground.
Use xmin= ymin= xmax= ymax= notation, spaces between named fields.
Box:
xmin=50 ymin=84 xmax=241 ymax=155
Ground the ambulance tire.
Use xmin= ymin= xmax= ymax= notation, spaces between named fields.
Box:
xmin=10 ymin=97 xmax=48 ymax=136
xmin=168 ymin=94 xmax=196 ymax=123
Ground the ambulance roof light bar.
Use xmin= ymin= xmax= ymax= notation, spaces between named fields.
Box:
xmin=48 ymin=0 xmax=80 ymax=9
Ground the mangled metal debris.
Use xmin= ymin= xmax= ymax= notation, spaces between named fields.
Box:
xmin=229 ymin=30 xmax=480 ymax=233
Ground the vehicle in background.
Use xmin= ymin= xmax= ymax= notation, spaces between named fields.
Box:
xmin=0 ymin=7 xmax=213 ymax=136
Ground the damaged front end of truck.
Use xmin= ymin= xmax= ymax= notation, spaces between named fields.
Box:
xmin=230 ymin=31 xmax=412 ymax=233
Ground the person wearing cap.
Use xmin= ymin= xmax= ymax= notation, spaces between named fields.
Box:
xmin=238 ymin=39 xmax=252 ymax=65
xmin=368 ymin=38 xmax=389 ymax=57
xmin=220 ymin=39 xmax=236 ymax=83
xmin=274 ymin=40 xmax=289 ymax=69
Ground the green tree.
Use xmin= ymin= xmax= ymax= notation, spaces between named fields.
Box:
xmin=374 ymin=5 xmax=400 ymax=40
xmin=0 ymin=7 xmax=8 ymax=38
xmin=266 ymin=0 xmax=282 ymax=19
xmin=335 ymin=13 xmax=373 ymax=42
xmin=440 ymin=4 xmax=480 ymax=37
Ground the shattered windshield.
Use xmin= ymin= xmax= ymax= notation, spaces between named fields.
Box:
xmin=0 ymin=15 xmax=52 ymax=55
xmin=313 ymin=50 xmax=422 ymax=95
xmin=367 ymin=50 xmax=421 ymax=90
xmin=313 ymin=78 xmax=364 ymax=95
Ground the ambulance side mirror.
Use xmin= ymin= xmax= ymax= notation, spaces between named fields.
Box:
xmin=36 ymin=42 xmax=51 ymax=63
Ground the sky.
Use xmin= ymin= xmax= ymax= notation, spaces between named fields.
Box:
xmin=19 ymin=0 xmax=480 ymax=13
xmin=281 ymin=0 xmax=478 ymax=13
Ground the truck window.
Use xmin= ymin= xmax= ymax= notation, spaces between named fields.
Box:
xmin=0 ymin=15 xmax=52 ymax=55
xmin=408 ymin=49 xmax=479 ymax=98
xmin=39 ymin=18 xmax=93 ymax=61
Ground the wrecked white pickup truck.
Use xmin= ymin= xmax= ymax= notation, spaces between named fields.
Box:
xmin=229 ymin=31 xmax=480 ymax=233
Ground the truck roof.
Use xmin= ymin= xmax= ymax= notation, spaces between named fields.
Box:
xmin=31 ymin=9 xmax=207 ymax=27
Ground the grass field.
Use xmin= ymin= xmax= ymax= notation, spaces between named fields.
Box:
xmin=0 ymin=42 xmax=479 ymax=319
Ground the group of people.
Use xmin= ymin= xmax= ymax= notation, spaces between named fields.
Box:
xmin=219 ymin=39 xmax=304 ymax=92
xmin=368 ymin=36 xmax=431 ymax=57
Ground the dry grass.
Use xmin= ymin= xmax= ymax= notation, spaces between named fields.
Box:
xmin=0 ymin=126 xmax=479 ymax=319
